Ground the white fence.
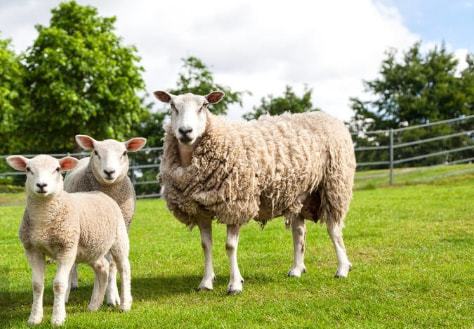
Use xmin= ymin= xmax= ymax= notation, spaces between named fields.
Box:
xmin=1 ymin=115 xmax=473 ymax=198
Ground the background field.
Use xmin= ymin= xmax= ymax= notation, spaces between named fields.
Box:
xmin=0 ymin=172 xmax=473 ymax=328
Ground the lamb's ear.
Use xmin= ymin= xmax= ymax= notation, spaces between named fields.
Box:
xmin=154 ymin=90 xmax=173 ymax=103
xmin=206 ymin=91 xmax=225 ymax=104
xmin=59 ymin=157 xmax=79 ymax=172
xmin=75 ymin=135 xmax=96 ymax=150
xmin=124 ymin=137 xmax=147 ymax=152
xmin=6 ymin=155 xmax=28 ymax=171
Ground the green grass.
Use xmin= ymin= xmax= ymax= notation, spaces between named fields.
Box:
xmin=1 ymin=179 xmax=474 ymax=328
xmin=356 ymin=163 xmax=474 ymax=189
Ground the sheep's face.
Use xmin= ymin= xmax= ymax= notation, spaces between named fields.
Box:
xmin=154 ymin=90 xmax=225 ymax=146
xmin=75 ymin=135 xmax=147 ymax=185
xmin=6 ymin=155 xmax=78 ymax=197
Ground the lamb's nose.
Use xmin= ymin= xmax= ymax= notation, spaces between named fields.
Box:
xmin=103 ymin=169 xmax=115 ymax=178
xmin=178 ymin=127 xmax=193 ymax=135
xmin=36 ymin=183 xmax=47 ymax=189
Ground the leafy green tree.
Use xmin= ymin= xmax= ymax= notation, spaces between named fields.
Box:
xmin=243 ymin=85 xmax=318 ymax=121
xmin=169 ymin=56 xmax=244 ymax=115
xmin=21 ymin=1 xmax=148 ymax=152
xmin=349 ymin=42 xmax=474 ymax=167
xmin=0 ymin=36 xmax=29 ymax=154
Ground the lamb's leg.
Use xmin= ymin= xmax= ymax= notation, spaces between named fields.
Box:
xmin=88 ymin=257 xmax=109 ymax=311
xmin=288 ymin=215 xmax=307 ymax=277
xmin=110 ymin=232 xmax=132 ymax=311
xmin=105 ymin=253 xmax=120 ymax=306
xmin=327 ymin=221 xmax=351 ymax=278
xmin=70 ymin=264 xmax=78 ymax=290
xmin=226 ymin=224 xmax=244 ymax=295
xmin=197 ymin=219 xmax=215 ymax=291
xmin=26 ymin=250 xmax=45 ymax=325
xmin=51 ymin=257 xmax=75 ymax=326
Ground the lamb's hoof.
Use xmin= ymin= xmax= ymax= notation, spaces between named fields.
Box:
xmin=334 ymin=263 xmax=352 ymax=278
xmin=288 ymin=266 xmax=306 ymax=278
xmin=51 ymin=314 xmax=66 ymax=326
xmin=27 ymin=315 xmax=43 ymax=325
xmin=120 ymin=300 xmax=132 ymax=312
xmin=197 ymin=275 xmax=215 ymax=291
xmin=88 ymin=303 xmax=101 ymax=312
xmin=227 ymin=278 xmax=244 ymax=295
xmin=106 ymin=291 xmax=121 ymax=306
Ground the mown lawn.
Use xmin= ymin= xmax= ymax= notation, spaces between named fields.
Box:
xmin=0 ymin=178 xmax=473 ymax=328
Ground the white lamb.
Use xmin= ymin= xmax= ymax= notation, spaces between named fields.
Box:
xmin=7 ymin=155 xmax=132 ymax=326
xmin=64 ymin=135 xmax=146 ymax=305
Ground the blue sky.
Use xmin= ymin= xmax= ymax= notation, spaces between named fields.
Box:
xmin=385 ymin=0 xmax=474 ymax=51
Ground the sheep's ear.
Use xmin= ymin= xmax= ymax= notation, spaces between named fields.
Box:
xmin=75 ymin=135 xmax=96 ymax=150
xmin=6 ymin=155 xmax=28 ymax=171
xmin=154 ymin=90 xmax=173 ymax=103
xmin=125 ymin=137 xmax=147 ymax=152
xmin=59 ymin=157 xmax=79 ymax=172
xmin=206 ymin=91 xmax=225 ymax=104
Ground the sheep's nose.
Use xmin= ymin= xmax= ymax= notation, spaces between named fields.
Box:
xmin=178 ymin=127 xmax=193 ymax=135
xmin=103 ymin=169 xmax=115 ymax=179
xmin=36 ymin=183 xmax=47 ymax=192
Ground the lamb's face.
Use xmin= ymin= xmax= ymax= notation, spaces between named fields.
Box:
xmin=75 ymin=135 xmax=147 ymax=185
xmin=154 ymin=90 xmax=225 ymax=146
xmin=6 ymin=155 xmax=78 ymax=197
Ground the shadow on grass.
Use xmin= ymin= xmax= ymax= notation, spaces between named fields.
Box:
xmin=0 ymin=272 xmax=281 ymax=326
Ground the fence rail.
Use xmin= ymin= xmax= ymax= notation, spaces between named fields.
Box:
xmin=1 ymin=116 xmax=473 ymax=198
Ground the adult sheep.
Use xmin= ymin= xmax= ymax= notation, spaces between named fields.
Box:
xmin=155 ymin=90 xmax=356 ymax=294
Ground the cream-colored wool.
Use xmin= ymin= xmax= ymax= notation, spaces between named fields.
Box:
xmin=7 ymin=155 xmax=132 ymax=326
xmin=161 ymin=111 xmax=355 ymax=228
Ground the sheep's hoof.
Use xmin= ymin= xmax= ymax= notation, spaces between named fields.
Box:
xmin=88 ymin=303 xmax=101 ymax=312
xmin=27 ymin=315 xmax=43 ymax=325
xmin=334 ymin=263 xmax=352 ymax=278
xmin=106 ymin=290 xmax=121 ymax=306
xmin=51 ymin=315 xmax=66 ymax=326
xmin=120 ymin=300 xmax=132 ymax=312
xmin=288 ymin=266 xmax=306 ymax=278
xmin=227 ymin=288 xmax=242 ymax=295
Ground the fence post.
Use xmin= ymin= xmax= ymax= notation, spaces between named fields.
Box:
xmin=389 ymin=128 xmax=394 ymax=185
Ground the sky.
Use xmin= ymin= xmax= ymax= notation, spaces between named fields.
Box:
xmin=0 ymin=0 xmax=472 ymax=121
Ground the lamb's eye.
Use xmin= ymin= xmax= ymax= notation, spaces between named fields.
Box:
xmin=94 ymin=150 xmax=100 ymax=158
xmin=122 ymin=151 xmax=127 ymax=157
xmin=55 ymin=167 xmax=60 ymax=172
xmin=26 ymin=167 xmax=31 ymax=173
xmin=170 ymin=104 xmax=178 ymax=113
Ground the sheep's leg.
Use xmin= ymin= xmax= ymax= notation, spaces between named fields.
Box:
xmin=288 ymin=215 xmax=307 ymax=277
xmin=70 ymin=264 xmax=79 ymax=290
xmin=327 ymin=221 xmax=351 ymax=278
xmin=110 ymin=234 xmax=132 ymax=311
xmin=226 ymin=224 xmax=244 ymax=295
xmin=197 ymin=219 xmax=215 ymax=291
xmin=65 ymin=268 xmax=73 ymax=304
xmin=105 ymin=253 xmax=120 ymax=306
xmin=51 ymin=257 xmax=75 ymax=326
xmin=26 ymin=249 xmax=45 ymax=325
xmin=88 ymin=257 xmax=109 ymax=311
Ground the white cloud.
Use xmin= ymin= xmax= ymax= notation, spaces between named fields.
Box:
xmin=0 ymin=0 xmax=423 ymax=121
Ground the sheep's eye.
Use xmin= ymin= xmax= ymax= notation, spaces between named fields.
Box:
xmin=94 ymin=150 xmax=100 ymax=158
xmin=55 ymin=167 xmax=60 ymax=172
xmin=122 ymin=151 xmax=127 ymax=157
xmin=170 ymin=103 xmax=178 ymax=113
xmin=26 ymin=167 xmax=31 ymax=173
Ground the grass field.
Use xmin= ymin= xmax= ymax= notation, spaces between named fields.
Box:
xmin=0 ymin=174 xmax=473 ymax=328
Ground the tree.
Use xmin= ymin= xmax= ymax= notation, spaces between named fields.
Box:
xmin=169 ymin=56 xmax=244 ymax=115
xmin=0 ymin=36 xmax=29 ymax=154
xmin=243 ymin=85 xmax=318 ymax=121
xmin=349 ymin=42 xmax=474 ymax=167
xmin=350 ymin=42 xmax=470 ymax=131
xmin=21 ymin=1 xmax=148 ymax=152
